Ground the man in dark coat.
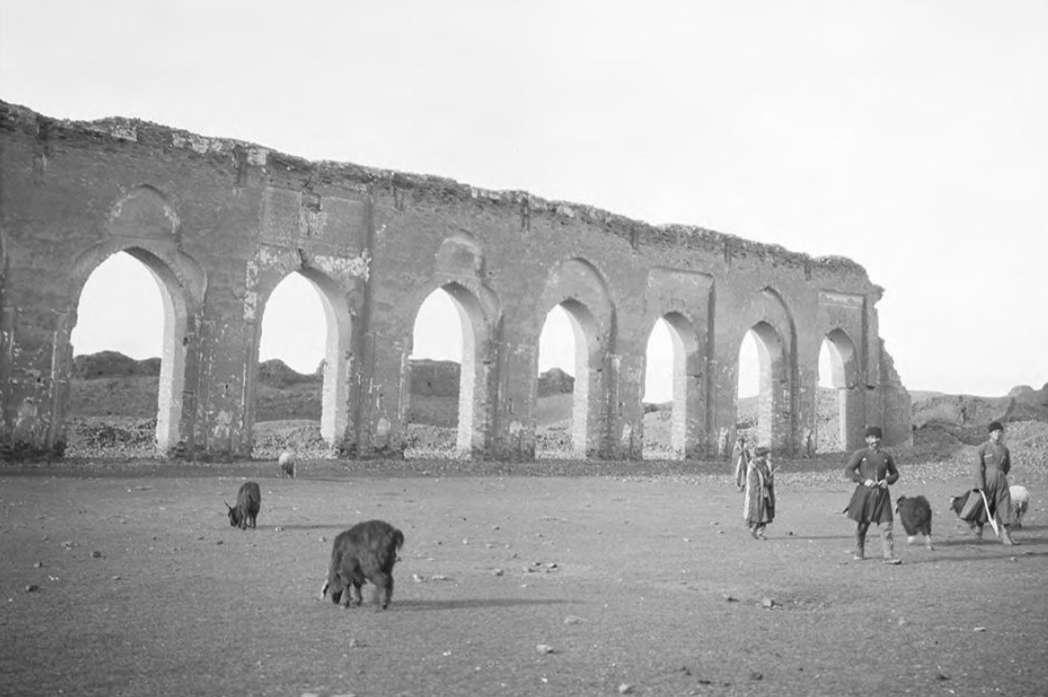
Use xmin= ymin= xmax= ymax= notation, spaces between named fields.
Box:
xmin=959 ymin=421 xmax=1018 ymax=545
xmin=844 ymin=426 xmax=901 ymax=564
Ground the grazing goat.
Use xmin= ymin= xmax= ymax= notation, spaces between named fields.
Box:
xmin=278 ymin=450 xmax=296 ymax=478
xmin=321 ymin=520 xmax=404 ymax=610
xmin=1010 ymin=485 xmax=1030 ymax=528
xmin=226 ymin=481 xmax=261 ymax=529
xmin=895 ymin=495 xmax=933 ymax=549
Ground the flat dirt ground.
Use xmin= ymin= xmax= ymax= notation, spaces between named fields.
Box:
xmin=1 ymin=460 xmax=1046 ymax=697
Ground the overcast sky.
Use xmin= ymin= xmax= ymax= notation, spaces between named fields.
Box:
xmin=2 ymin=0 xmax=1046 ymax=397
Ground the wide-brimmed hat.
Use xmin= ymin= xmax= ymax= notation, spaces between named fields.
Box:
xmin=753 ymin=446 xmax=770 ymax=457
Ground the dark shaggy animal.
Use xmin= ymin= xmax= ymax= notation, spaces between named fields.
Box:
xmin=895 ymin=495 xmax=933 ymax=549
xmin=226 ymin=481 xmax=261 ymax=529
xmin=320 ymin=520 xmax=405 ymax=610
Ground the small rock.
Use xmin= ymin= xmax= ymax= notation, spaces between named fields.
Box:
xmin=319 ymin=536 xmax=327 ymax=542
xmin=25 ymin=584 xmax=39 ymax=593
xmin=618 ymin=684 xmax=634 ymax=694
xmin=91 ymin=550 xmax=104 ymax=559
xmin=215 ymin=540 xmax=224 ymax=546
xmin=563 ymin=615 xmax=585 ymax=624
xmin=33 ymin=562 xmax=42 ymax=569
xmin=749 ymin=671 xmax=763 ymax=681
xmin=723 ymin=595 xmax=739 ymax=602
xmin=973 ymin=627 xmax=986 ymax=632
xmin=761 ymin=597 xmax=776 ymax=609
xmin=412 ymin=573 xmax=425 ymax=582
xmin=536 ymin=644 xmax=554 ymax=654
xmin=491 ymin=569 xmax=504 ymax=576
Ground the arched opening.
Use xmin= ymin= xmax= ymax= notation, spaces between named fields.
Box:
xmin=252 ymin=271 xmax=328 ymax=458
xmin=406 ymin=283 xmax=491 ymax=458
xmin=643 ymin=314 xmax=697 ymax=460
xmin=537 ymin=301 xmax=598 ymax=459
xmin=68 ymin=250 xmax=187 ymax=456
xmin=406 ymin=287 xmax=465 ymax=458
xmin=820 ymin=329 xmax=861 ymax=453
xmin=737 ymin=322 xmax=785 ymax=450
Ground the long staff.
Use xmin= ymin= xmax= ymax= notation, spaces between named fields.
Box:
xmin=978 ymin=489 xmax=1001 ymax=537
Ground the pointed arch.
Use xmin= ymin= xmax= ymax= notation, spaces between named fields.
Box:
xmin=822 ymin=327 xmax=863 ymax=452
xmin=65 ymin=241 xmax=205 ymax=454
xmin=408 ymin=281 xmax=496 ymax=457
xmin=733 ymin=286 xmax=797 ymax=453
xmin=537 ymin=258 xmax=614 ymax=459
xmin=247 ymin=258 xmax=358 ymax=455
xmin=644 ymin=312 xmax=700 ymax=460
xmin=107 ymin=185 xmax=182 ymax=244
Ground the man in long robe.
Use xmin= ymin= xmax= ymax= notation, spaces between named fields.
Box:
xmin=959 ymin=421 xmax=1017 ymax=545
xmin=739 ymin=445 xmax=775 ymax=539
xmin=844 ymin=426 xmax=901 ymax=564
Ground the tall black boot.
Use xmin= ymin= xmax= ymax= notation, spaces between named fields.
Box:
xmin=854 ymin=524 xmax=868 ymax=560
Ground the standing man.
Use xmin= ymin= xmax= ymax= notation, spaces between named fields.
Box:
xmin=965 ymin=421 xmax=1018 ymax=545
xmin=739 ymin=445 xmax=776 ymax=539
xmin=844 ymin=426 xmax=901 ymax=564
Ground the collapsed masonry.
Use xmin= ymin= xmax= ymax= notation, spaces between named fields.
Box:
xmin=0 ymin=100 xmax=911 ymax=461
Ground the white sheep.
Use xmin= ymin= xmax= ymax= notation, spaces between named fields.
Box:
xmin=278 ymin=450 xmax=296 ymax=478
xmin=1010 ymin=485 xmax=1030 ymax=528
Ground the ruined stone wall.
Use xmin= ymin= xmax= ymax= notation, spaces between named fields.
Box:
xmin=0 ymin=100 xmax=911 ymax=461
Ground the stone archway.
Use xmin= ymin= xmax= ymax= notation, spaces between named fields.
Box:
xmin=66 ymin=244 xmax=203 ymax=455
xmin=536 ymin=258 xmax=614 ymax=459
xmin=822 ymin=328 xmax=863 ymax=452
xmin=250 ymin=266 xmax=355 ymax=454
xmin=644 ymin=312 xmax=700 ymax=460
xmin=408 ymin=282 xmax=495 ymax=457
xmin=745 ymin=320 xmax=788 ymax=449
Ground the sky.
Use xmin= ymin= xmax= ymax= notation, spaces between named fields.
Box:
xmin=2 ymin=0 xmax=1046 ymax=398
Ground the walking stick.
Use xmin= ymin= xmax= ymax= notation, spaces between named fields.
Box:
xmin=978 ymin=489 xmax=1001 ymax=537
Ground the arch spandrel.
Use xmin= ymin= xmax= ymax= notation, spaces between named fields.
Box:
xmin=107 ymin=185 xmax=181 ymax=245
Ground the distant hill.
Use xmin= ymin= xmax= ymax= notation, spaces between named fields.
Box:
xmin=66 ymin=350 xmax=1048 ymax=461
xmin=74 ymin=351 xmax=160 ymax=379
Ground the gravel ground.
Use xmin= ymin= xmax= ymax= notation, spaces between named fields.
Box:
xmin=1 ymin=470 xmax=1046 ymax=697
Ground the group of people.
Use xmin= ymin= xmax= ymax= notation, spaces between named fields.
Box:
xmin=731 ymin=420 xmax=1020 ymax=563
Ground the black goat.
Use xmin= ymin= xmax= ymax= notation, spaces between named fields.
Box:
xmin=321 ymin=520 xmax=404 ymax=610
xmin=226 ymin=481 xmax=261 ymax=530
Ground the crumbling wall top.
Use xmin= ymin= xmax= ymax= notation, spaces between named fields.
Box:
xmin=1 ymin=99 xmax=870 ymax=280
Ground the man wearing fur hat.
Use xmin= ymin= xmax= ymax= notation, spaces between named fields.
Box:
xmin=963 ymin=421 xmax=1018 ymax=545
xmin=844 ymin=426 xmax=902 ymax=564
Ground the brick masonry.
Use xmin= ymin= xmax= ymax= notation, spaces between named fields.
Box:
xmin=0 ymin=100 xmax=911 ymax=461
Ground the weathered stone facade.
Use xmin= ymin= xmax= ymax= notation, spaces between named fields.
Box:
xmin=0 ymin=100 xmax=911 ymax=461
